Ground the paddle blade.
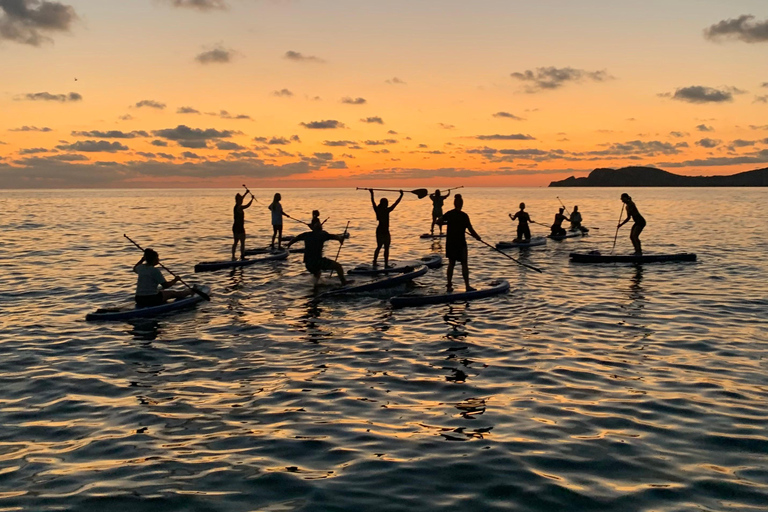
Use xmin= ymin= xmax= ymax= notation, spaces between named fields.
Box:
xmin=411 ymin=188 xmax=429 ymax=199
xmin=193 ymin=287 xmax=211 ymax=301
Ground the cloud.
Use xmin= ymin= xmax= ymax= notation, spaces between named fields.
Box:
xmin=361 ymin=116 xmax=384 ymax=124
xmin=214 ymin=141 xmax=243 ymax=150
xmin=151 ymin=140 xmax=168 ymax=147
xmin=704 ymin=15 xmax=768 ymax=43
xmin=696 ymin=124 xmax=714 ymax=132
xmin=493 ymin=112 xmax=525 ymax=120
xmin=118 ymin=114 xmax=133 ymax=121
xmin=253 ymin=135 xmax=300 ymax=145
xmin=9 ymin=125 xmax=52 ymax=132
xmin=181 ymin=151 xmax=203 ymax=159
xmin=284 ymin=50 xmax=324 ymax=63
xmin=322 ymin=140 xmax=356 ymax=147
xmin=750 ymin=125 xmax=768 ymax=130
xmin=695 ymin=138 xmax=721 ymax=148
xmin=18 ymin=91 xmax=81 ymax=102
xmin=0 ymin=0 xmax=78 ymax=46
xmin=385 ymin=77 xmax=406 ymax=85
xmin=218 ymin=110 xmax=251 ymax=120
xmin=134 ymin=99 xmax=166 ymax=109
xmin=510 ymin=66 xmax=613 ymax=92
xmin=164 ymin=0 xmax=227 ymax=10
xmin=56 ymin=140 xmax=129 ymax=152
xmin=300 ymin=120 xmax=345 ymax=129
xmin=669 ymin=131 xmax=689 ymax=138
xmin=660 ymin=150 xmax=768 ymax=168
xmin=18 ymin=147 xmax=51 ymax=154
xmin=71 ymin=130 xmax=149 ymax=138
xmin=195 ymin=46 xmax=234 ymax=64
xmin=177 ymin=106 xmax=201 ymax=114
xmin=475 ymin=134 xmax=535 ymax=141
xmin=152 ymin=125 xmax=236 ymax=142
xmin=439 ymin=123 xmax=455 ymax=130
xmin=730 ymin=139 xmax=756 ymax=147
xmin=754 ymin=95 xmax=768 ymax=103
xmin=660 ymin=86 xmax=734 ymax=104
xmin=364 ymin=139 xmax=398 ymax=146
xmin=341 ymin=96 xmax=366 ymax=105
xmin=273 ymin=88 xmax=293 ymax=97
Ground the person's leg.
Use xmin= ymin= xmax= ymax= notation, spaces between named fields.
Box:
xmin=232 ymin=234 xmax=238 ymax=260
xmin=270 ymin=226 xmax=277 ymax=249
xmin=332 ymin=261 xmax=348 ymax=285
xmin=277 ymin=225 xmax=283 ymax=249
xmin=373 ymin=243 xmax=381 ymax=266
xmin=384 ymin=242 xmax=390 ymax=267
xmin=631 ymin=223 xmax=644 ymax=254
xmin=430 ymin=214 xmax=437 ymax=234
xmin=240 ymin=233 xmax=246 ymax=259
xmin=312 ymin=270 xmax=322 ymax=287
xmin=523 ymin=225 xmax=531 ymax=241
xmin=446 ymin=259 xmax=455 ymax=291
xmin=162 ymin=289 xmax=191 ymax=302
xmin=461 ymin=248 xmax=474 ymax=291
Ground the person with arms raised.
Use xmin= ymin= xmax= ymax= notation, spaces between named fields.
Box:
xmin=509 ymin=202 xmax=534 ymax=243
xmin=439 ymin=194 xmax=482 ymax=292
xmin=286 ymin=220 xmax=349 ymax=286
xmin=232 ymin=192 xmax=254 ymax=260
xmin=370 ymin=189 xmax=404 ymax=268
xmin=134 ymin=248 xmax=192 ymax=307
xmin=429 ymin=188 xmax=451 ymax=235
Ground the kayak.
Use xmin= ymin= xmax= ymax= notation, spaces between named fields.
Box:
xmin=549 ymin=230 xmax=583 ymax=240
xmin=570 ymin=252 xmax=697 ymax=263
xmin=390 ymin=280 xmax=510 ymax=308
xmin=85 ymin=285 xmax=211 ymax=321
xmin=420 ymin=233 xmax=446 ymax=239
xmin=347 ymin=254 xmax=442 ymax=275
xmin=496 ymin=237 xmax=547 ymax=249
xmin=319 ymin=265 xmax=428 ymax=297
xmin=195 ymin=248 xmax=288 ymax=272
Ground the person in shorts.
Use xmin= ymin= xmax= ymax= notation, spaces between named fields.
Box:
xmin=439 ymin=194 xmax=482 ymax=292
xmin=232 ymin=192 xmax=254 ymax=260
xmin=286 ymin=221 xmax=349 ymax=285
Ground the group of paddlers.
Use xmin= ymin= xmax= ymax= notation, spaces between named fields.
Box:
xmin=132 ymin=190 xmax=646 ymax=306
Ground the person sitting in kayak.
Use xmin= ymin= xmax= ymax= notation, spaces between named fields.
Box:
xmin=438 ymin=194 xmax=482 ymax=292
xmin=286 ymin=221 xmax=349 ymax=286
xmin=550 ymin=208 xmax=570 ymax=237
xmin=429 ymin=189 xmax=451 ymax=235
xmin=370 ymin=189 xmax=404 ymax=267
xmin=509 ymin=202 xmax=533 ymax=242
xmin=134 ymin=248 xmax=192 ymax=308
xmin=232 ymin=192 xmax=254 ymax=260
xmin=268 ymin=193 xmax=290 ymax=250
xmin=619 ymin=193 xmax=646 ymax=255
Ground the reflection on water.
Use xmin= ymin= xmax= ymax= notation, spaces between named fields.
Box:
xmin=0 ymin=187 xmax=767 ymax=511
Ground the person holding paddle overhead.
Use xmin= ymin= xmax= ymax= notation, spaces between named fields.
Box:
xmin=268 ymin=193 xmax=290 ymax=250
xmin=438 ymin=194 xmax=482 ymax=292
xmin=509 ymin=202 xmax=534 ymax=242
xmin=232 ymin=192 xmax=254 ymax=260
xmin=429 ymin=189 xmax=451 ymax=235
xmin=134 ymin=248 xmax=192 ymax=308
xmin=550 ymin=208 xmax=570 ymax=237
xmin=286 ymin=221 xmax=349 ymax=286
xmin=619 ymin=193 xmax=646 ymax=255
xmin=370 ymin=189 xmax=404 ymax=267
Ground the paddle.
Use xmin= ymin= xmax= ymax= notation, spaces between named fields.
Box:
xmin=124 ymin=234 xmax=210 ymax=301
xmin=356 ymin=187 xmax=429 ymax=199
xmin=285 ymin=213 xmax=310 ymax=227
xmin=328 ymin=221 xmax=351 ymax=277
xmin=242 ymin=184 xmax=259 ymax=203
xmin=445 ymin=186 xmax=464 ymax=192
xmin=610 ymin=204 xmax=625 ymax=254
xmin=478 ymin=238 xmax=543 ymax=273
xmin=556 ymin=196 xmax=571 ymax=216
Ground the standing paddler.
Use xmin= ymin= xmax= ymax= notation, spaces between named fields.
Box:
xmin=370 ymin=189 xmax=404 ymax=268
xmin=509 ymin=202 xmax=534 ymax=242
xmin=286 ymin=220 xmax=350 ymax=286
xmin=268 ymin=193 xmax=290 ymax=250
xmin=232 ymin=191 xmax=254 ymax=260
xmin=618 ymin=193 xmax=646 ymax=255
xmin=438 ymin=194 xmax=482 ymax=292
xmin=429 ymin=189 xmax=451 ymax=235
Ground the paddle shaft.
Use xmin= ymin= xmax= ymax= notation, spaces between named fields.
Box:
xmin=241 ymin=184 xmax=259 ymax=203
xmin=478 ymin=239 xmax=543 ymax=273
xmin=328 ymin=221 xmax=351 ymax=277
xmin=123 ymin=234 xmax=210 ymax=300
xmin=445 ymin=186 xmax=464 ymax=192
xmin=356 ymin=187 xmax=428 ymax=199
xmin=610 ymin=204 xmax=625 ymax=254
xmin=556 ymin=196 xmax=571 ymax=216
xmin=285 ymin=213 xmax=309 ymax=227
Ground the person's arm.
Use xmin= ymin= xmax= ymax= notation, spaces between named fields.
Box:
xmin=389 ymin=190 xmax=404 ymax=212
xmin=369 ymin=189 xmax=377 ymax=210
xmin=286 ymin=232 xmax=307 ymax=248
xmin=244 ymin=197 xmax=254 ymax=209
xmin=467 ymin=221 xmax=481 ymax=241
xmin=510 ymin=212 xmax=519 ymax=221
xmin=619 ymin=212 xmax=631 ymax=227
xmin=133 ymin=256 xmax=145 ymax=273
xmin=443 ymin=191 xmax=451 ymax=199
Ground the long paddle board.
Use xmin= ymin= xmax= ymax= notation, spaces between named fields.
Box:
xmin=496 ymin=237 xmax=547 ymax=249
xmin=319 ymin=265 xmax=428 ymax=297
xmin=86 ymin=285 xmax=210 ymax=321
xmin=195 ymin=248 xmax=288 ymax=272
xmin=390 ymin=279 xmax=510 ymax=308
xmin=569 ymin=252 xmax=697 ymax=263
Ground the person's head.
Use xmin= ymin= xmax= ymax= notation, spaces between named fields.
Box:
xmin=621 ymin=193 xmax=630 ymax=203
xmin=454 ymin=194 xmax=464 ymax=210
xmin=435 ymin=189 xmax=441 ymax=195
xmin=144 ymin=248 xmax=159 ymax=266
xmin=235 ymin=193 xmax=243 ymax=204
xmin=559 ymin=207 xmax=565 ymax=213
xmin=273 ymin=193 xmax=281 ymax=202
xmin=379 ymin=198 xmax=389 ymax=208
xmin=519 ymin=202 xmax=525 ymax=210
xmin=312 ymin=209 xmax=320 ymax=219
xmin=573 ymin=205 xmax=579 ymax=212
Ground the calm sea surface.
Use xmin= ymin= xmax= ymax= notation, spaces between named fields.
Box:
xmin=1 ymin=187 xmax=767 ymax=512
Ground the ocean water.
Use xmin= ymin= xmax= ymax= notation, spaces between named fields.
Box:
xmin=1 ymin=187 xmax=767 ymax=512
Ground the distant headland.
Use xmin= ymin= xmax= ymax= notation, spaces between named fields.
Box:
xmin=548 ymin=166 xmax=768 ymax=187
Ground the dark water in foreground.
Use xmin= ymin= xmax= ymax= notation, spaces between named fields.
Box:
xmin=1 ymin=187 xmax=767 ymax=511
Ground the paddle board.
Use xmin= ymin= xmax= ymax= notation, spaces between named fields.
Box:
xmin=319 ymin=265 xmax=428 ymax=297
xmin=548 ymin=230 xmax=583 ymax=240
xmin=420 ymin=233 xmax=446 ymax=239
xmin=569 ymin=252 xmax=697 ymax=263
xmin=195 ymin=248 xmax=288 ymax=272
xmin=86 ymin=285 xmax=210 ymax=321
xmin=390 ymin=280 xmax=510 ymax=308
xmin=496 ymin=237 xmax=547 ymax=249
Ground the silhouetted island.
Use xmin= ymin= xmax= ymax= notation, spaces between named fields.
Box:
xmin=549 ymin=166 xmax=768 ymax=187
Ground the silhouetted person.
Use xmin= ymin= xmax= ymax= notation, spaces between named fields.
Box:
xmin=309 ymin=210 xmax=322 ymax=230
xmin=134 ymin=248 xmax=191 ymax=308
xmin=429 ymin=188 xmax=451 ymax=235
xmin=509 ymin=202 xmax=533 ymax=242
xmin=370 ymin=189 xmax=404 ymax=267
xmin=619 ymin=193 xmax=646 ymax=255
xmin=232 ymin=192 xmax=254 ymax=259
xmin=268 ymin=193 xmax=289 ymax=250
xmin=286 ymin=221 xmax=349 ymax=286
xmin=570 ymin=205 xmax=585 ymax=232
xmin=550 ymin=207 xmax=570 ymax=237
xmin=439 ymin=194 xmax=481 ymax=292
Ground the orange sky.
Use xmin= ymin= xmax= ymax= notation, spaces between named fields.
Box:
xmin=2 ymin=1 xmax=768 ymax=188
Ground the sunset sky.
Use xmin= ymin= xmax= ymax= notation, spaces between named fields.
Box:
xmin=1 ymin=0 xmax=768 ymax=188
